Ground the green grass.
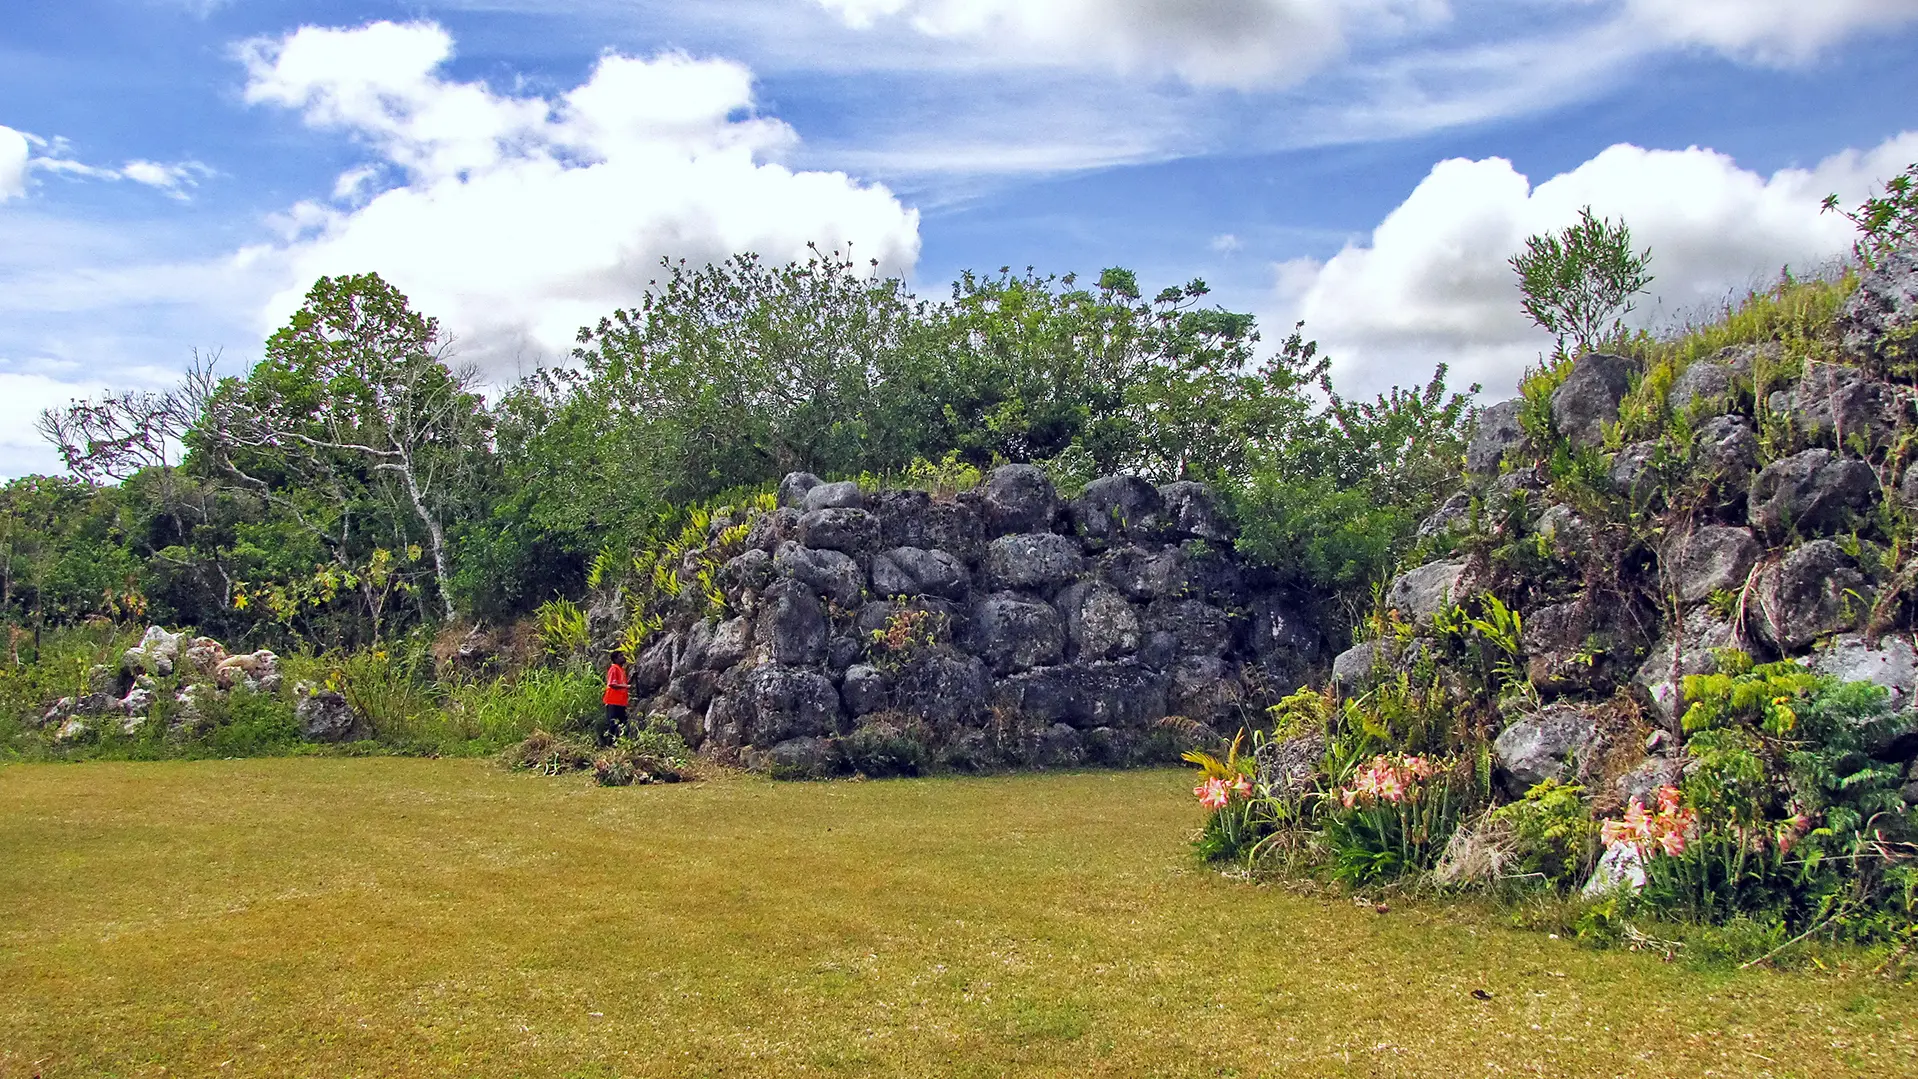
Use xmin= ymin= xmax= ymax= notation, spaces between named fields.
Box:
xmin=1 ymin=763 xmax=1912 ymax=1078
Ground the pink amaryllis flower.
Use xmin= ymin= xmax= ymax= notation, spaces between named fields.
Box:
xmin=1601 ymin=787 xmax=1696 ymax=859
xmin=1228 ymin=774 xmax=1254 ymax=799
xmin=1195 ymin=776 xmax=1232 ymax=810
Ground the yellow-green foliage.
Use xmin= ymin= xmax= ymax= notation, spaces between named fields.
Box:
xmin=8 ymin=762 xmax=1910 ymax=1076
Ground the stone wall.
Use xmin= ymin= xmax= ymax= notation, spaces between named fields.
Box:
xmin=621 ymin=466 xmax=1319 ymax=776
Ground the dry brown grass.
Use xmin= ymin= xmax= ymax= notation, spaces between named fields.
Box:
xmin=1 ymin=760 xmax=1913 ymax=1077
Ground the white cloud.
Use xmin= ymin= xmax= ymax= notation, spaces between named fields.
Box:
xmin=240 ymin=20 xmax=922 ymax=375
xmin=812 ymin=0 xmax=1449 ymax=89
xmin=0 ymin=372 xmax=111 ymax=478
xmin=1626 ymin=0 xmax=1918 ymax=65
xmin=1283 ymin=133 xmax=1918 ymax=400
xmin=0 ymin=126 xmax=27 ymax=201
xmin=1210 ymin=233 xmax=1244 ymax=254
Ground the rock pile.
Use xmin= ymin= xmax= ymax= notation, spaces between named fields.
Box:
xmin=616 ymin=465 xmax=1318 ymax=776
xmin=36 ymin=624 xmax=306 ymax=743
xmin=1336 ymin=255 xmax=1918 ymax=801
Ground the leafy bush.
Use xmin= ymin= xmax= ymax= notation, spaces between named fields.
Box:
xmin=501 ymin=729 xmax=595 ymax=775
xmin=1321 ymin=754 xmax=1469 ymax=886
xmin=1487 ymin=780 xmax=1597 ymax=891
xmin=1510 ymin=206 xmax=1654 ymax=356
xmin=842 ymin=717 xmax=933 ymax=777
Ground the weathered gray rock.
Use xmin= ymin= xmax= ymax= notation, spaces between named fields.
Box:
xmin=918 ymin=500 xmax=984 ymax=563
xmin=890 ymin=652 xmax=991 ymax=728
xmin=1608 ymin=440 xmax=1662 ymax=504
xmin=1144 ymin=597 xmax=1233 ymax=658
xmin=1667 ymin=357 xmax=1739 ymax=415
xmin=1073 ymin=660 xmax=1169 ymax=728
xmin=1167 ymin=656 xmax=1244 ymax=724
xmin=870 ymin=545 xmax=969 ymax=600
xmin=840 ymin=664 xmax=892 ymax=716
xmin=746 ymin=666 xmax=844 ymax=744
xmin=1749 ymin=448 xmax=1880 ymax=537
xmin=1809 ymin=633 xmax=1918 ymax=712
xmin=667 ymin=670 xmax=719 ymax=711
xmin=118 ymin=687 xmax=155 ymax=733
xmin=706 ymin=617 xmax=752 ymax=670
xmin=1691 ymin=414 xmax=1759 ymax=491
xmin=1247 ymin=595 xmax=1318 ymax=665
xmin=1550 ymin=352 xmax=1638 ymax=447
xmin=295 ymin=682 xmax=369 ymax=743
xmin=1753 ymin=540 xmax=1872 ymax=652
xmin=772 ymin=541 xmax=865 ymax=607
xmin=992 ymin=664 xmax=1079 ymax=726
xmin=777 ymin=472 xmax=823 ymax=509
xmin=1838 ymin=249 xmax=1918 ymax=371
xmin=1467 ymin=398 xmax=1527 ymax=474
xmin=1494 ymin=703 xmax=1604 ymax=796
xmin=1255 ymin=732 xmax=1327 ymax=800
xmin=1034 ymin=722 xmax=1087 ymax=768
xmin=181 ymin=637 xmax=227 ymax=678
xmin=979 ymin=464 xmax=1059 ymax=536
xmin=984 ymin=532 xmax=1085 ymax=593
xmin=122 ymin=625 xmax=185 ymax=677
xmin=1418 ymin=490 xmax=1473 ymax=538
xmin=798 ymin=508 xmax=879 ymax=555
xmin=1485 ymin=467 xmax=1547 ymax=514
xmin=1773 ymin=360 xmax=1908 ymax=451
xmin=1055 ymin=581 xmax=1141 ymax=660
xmin=1902 ymin=465 xmax=1918 ymax=509
xmin=744 ymin=507 xmax=801 ymax=552
xmin=754 ymin=579 xmax=829 ymax=666
xmin=1386 ymin=560 xmax=1471 ymax=624
xmin=803 ymin=480 xmax=866 ymax=512
xmin=1522 ymin=601 xmax=1597 ymax=694
xmin=1535 ymin=504 xmax=1594 ymax=560
xmin=215 ymin=650 xmax=281 ymax=693
xmin=1157 ymin=481 xmax=1232 ymax=542
xmin=1072 ymin=475 xmax=1163 ymax=546
xmin=1331 ymin=639 xmax=1391 ymax=693
xmin=1661 ymin=525 xmax=1760 ymax=605
xmin=969 ymin=593 xmax=1066 ymax=674
xmin=760 ymin=735 xmax=844 ymax=780
xmin=1613 ymin=756 xmax=1683 ymax=810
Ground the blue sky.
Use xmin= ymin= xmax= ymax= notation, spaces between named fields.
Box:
xmin=3 ymin=0 xmax=1917 ymax=475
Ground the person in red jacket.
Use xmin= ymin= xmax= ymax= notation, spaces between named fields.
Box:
xmin=599 ymin=649 xmax=629 ymax=747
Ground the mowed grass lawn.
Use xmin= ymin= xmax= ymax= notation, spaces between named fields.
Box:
xmin=2 ymin=762 xmax=1913 ymax=1079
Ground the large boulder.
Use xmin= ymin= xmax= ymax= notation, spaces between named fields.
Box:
xmin=1255 ymin=732 xmax=1327 ymax=800
xmin=743 ymin=507 xmax=802 ymax=552
xmin=979 ymin=464 xmax=1059 ymax=536
xmin=1660 ymin=525 xmax=1760 ymax=605
xmin=919 ymin=501 xmax=985 ymax=563
xmin=295 ymin=682 xmax=369 ymax=743
xmin=1385 ymin=560 xmax=1472 ymax=624
xmin=1467 ymin=398 xmax=1527 ymax=475
xmin=1418 ymin=490 xmax=1473 ymax=539
xmin=1550 ymin=353 xmax=1638 ymax=447
xmin=798 ymin=508 xmax=879 ymax=555
xmin=706 ymin=616 xmax=752 ymax=670
xmin=1608 ymin=440 xmax=1663 ymax=504
xmin=1072 ymin=475 xmax=1163 ymax=546
xmin=1748 ymin=448 xmax=1879 ymax=538
xmin=122 ymin=626 xmax=185 ymax=677
xmin=1521 ymin=601 xmax=1598 ymax=694
xmin=1493 ymin=703 xmax=1604 ymax=796
xmin=1535 ymin=504 xmax=1595 ymax=560
xmin=984 ymin=532 xmax=1085 ymax=593
xmin=1167 ymin=656 xmax=1245 ymax=724
xmin=1837 ymin=249 xmax=1918 ymax=373
xmin=777 ymin=472 xmax=823 ymax=509
xmin=215 ymin=650 xmax=282 ymax=693
xmin=870 ymin=546 xmax=970 ymax=600
xmin=1667 ymin=355 xmax=1741 ymax=415
xmin=1634 ymin=607 xmax=1744 ymax=725
xmin=754 ymin=579 xmax=829 ymax=666
xmin=1331 ymin=639 xmax=1393 ymax=693
xmin=772 ymin=541 xmax=866 ymax=607
xmin=890 ymin=652 xmax=992 ymax=728
xmin=1156 ymin=481 xmax=1232 ymax=543
xmin=1691 ymin=415 xmax=1760 ymax=493
xmin=969 ymin=593 xmax=1067 ymax=674
xmin=180 ymin=636 xmax=228 ymax=678
xmin=1772 ymin=360 xmax=1908 ymax=451
xmin=758 ymin=735 xmax=844 ymax=780
xmin=1055 ymin=581 xmax=1142 ymax=660
xmin=746 ymin=665 xmax=844 ymax=744
xmin=992 ymin=664 xmax=1080 ymax=726
xmin=1809 ymin=633 xmax=1918 ymax=713
xmin=840 ymin=664 xmax=892 ymax=716
xmin=1753 ymin=540 xmax=1872 ymax=652
xmin=1073 ymin=660 xmax=1170 ymax=729
xmin=1144 ymin=597 xmax=1233 ymax=658
xmin=802 ymin=480 xmax=866 ymax=512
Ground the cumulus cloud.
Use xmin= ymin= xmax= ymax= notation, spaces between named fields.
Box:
xmin=0 ymin=126 xmax=27 ymax=201
xmin=1626 ymin=0 xmax=1918 ymax=65
xmin=1283 ymin=133 xmax=1918 ymax=400
xmin=240 ymin=20 xmax=922 ymax=374
xmin=812 ymin=0 xmax=1448 ymax=89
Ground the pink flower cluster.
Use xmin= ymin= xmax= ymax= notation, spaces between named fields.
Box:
xmin=1194 ymin=774 xmax=1254 ymax=810
xmin=1339 ymin=754 xmax=1440 ymax=808
xmin=1600 ymin=786 xmax=1697 ymax=858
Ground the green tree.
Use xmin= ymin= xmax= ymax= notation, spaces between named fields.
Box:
xmin=1510 ymin=207 xmax=1653 ymax=355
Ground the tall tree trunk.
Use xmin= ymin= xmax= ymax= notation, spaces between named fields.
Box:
xmin=396 ymin=452 xmax=457 ymax=621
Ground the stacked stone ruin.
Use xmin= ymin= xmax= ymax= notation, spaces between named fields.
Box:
xmin=619 ymin=467 xmax=1319 ymax=776
xmin=1334 ymin=250 xmax=1918 ymax=807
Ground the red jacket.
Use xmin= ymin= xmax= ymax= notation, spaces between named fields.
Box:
xmin=603 ymin=663 xmax=629 ymax=707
